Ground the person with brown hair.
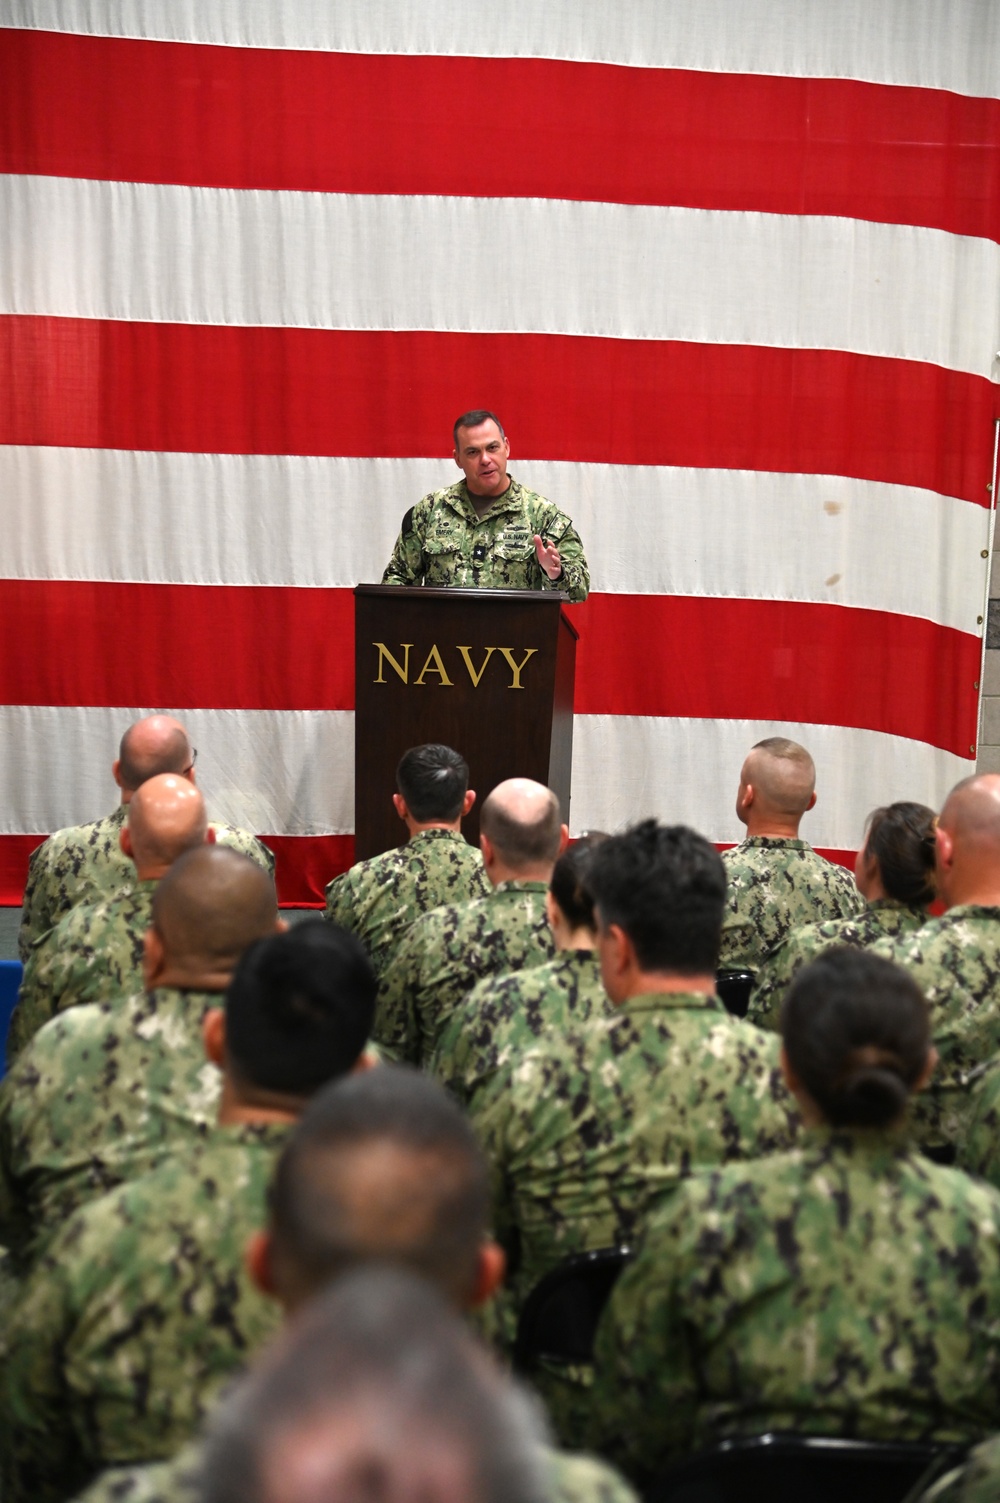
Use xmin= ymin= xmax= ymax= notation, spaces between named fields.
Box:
xmin=747 ymin=800 xmax=936 ymax=1028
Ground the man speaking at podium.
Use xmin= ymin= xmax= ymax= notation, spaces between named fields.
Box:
xmin=381 ymin=411 xmax=589 ymax=603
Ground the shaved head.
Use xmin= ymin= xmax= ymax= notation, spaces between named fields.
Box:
xmin=940 ymin=775 xmax=1000 ymax=847
xmin=127 ymin=774 xmax=208 ymax=874
xmin=742 ymin=738 xmax=816 ymax=818
xmin=117 ymin=715 xmax=192 ymax=794
xmin=480 ymin=778 xmax=561 ymax=870
xmin=151 ymin=845 xmax=278 ymax=975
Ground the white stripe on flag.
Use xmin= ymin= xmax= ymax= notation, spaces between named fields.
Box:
xmin=0 ymin=704 xmax=973 ymax=852
xmin=3 ymin=1 xmax=997 ymax=98
xmin=3 ymin=177 xmax=998 ymax=377
xmin=5 ymin=447 xmax=989 ymax=633
xmin=570 ymin=714 xmax=974 ymax=847
xmin=0 ymin=705 xmax=355 ymax=836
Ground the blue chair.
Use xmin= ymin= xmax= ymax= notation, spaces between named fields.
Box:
xmin=0 ymin=960 xmax=21 ymax=1078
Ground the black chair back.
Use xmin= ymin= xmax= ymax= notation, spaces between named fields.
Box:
xmin=715 ymin=970 xmax=754 ymax=1019
xmin=512 ymin=1246 xmax=632 ymax=1373
xmin=647 ymin=1432 xmax=965 ymax=1503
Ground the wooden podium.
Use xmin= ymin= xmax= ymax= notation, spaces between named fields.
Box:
xmin=354 ymin=585 xmax=578 ymax=859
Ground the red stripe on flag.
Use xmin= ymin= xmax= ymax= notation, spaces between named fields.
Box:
xmin=2 ymin=29 xmax=998 ymax=238
xmin=0 ymin=580 xmax=980 ymax=755
xmin=0 ymin=580 xmax=355 ymax=711
xmin=2 ymin=318 xmax=994 ymax=505
xmin=567 ymin=594 xmax=980 ymax=759
xmin=0 ymin=832 xmax=354 ymax=907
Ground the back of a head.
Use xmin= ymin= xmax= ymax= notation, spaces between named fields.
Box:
xmin=940 ymin=774 xmax=1000 ymax=862
xmin=200 ymin=1268 xmax=548 ymax=1503
xmin=748 ymin=737 xmax=816 ymax=818
xmin=118 ymin=715 xmax=192 ymax=793
xmin=268 ymin=1066 xmax=490 ymax=1309
xmin=548 ymin=831 xmax=609 ymax=933
xmin=396 ymin=744 xmax=469 ymax=823
xmin=587 ymin=820 xmax=726 ymax=975
xmin=225 ymin=921 xmax=376 ymax=1103
xmin=151 ymin=845 xmax=277 ymax=974
xmin=127 ymin=773 xmax=208 ymax=870
xmin=479 ymin=779 xmax=561 ymax=871
xmin=863 ymin=802 xmax=937 ymax=906
xmin=781 ymin=947 xmax=929 ymax=1129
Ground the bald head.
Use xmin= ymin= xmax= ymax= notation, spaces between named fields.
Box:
xmin=936 ymin=775 xmax=1000 ymax=906
xmin=738 ymin=737 xmax=817 ymax=833
xmin=149 ymin=845 xmax=278 ymax=985
xmin=116 ymin=715 xmax=192 ymax=798
xmin=124 ymin=774 xmax=208 ymax=878
xmin=479 ymin=778 xmax=562 ymax=876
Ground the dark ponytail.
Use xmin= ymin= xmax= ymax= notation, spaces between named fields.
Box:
xmin=548 ymin=832 xmax=609 ymax=934
xmin=781 ymin=947 xmax=929 ymax=1128
xmin=863 ymin=802 xmax=936 ymax=907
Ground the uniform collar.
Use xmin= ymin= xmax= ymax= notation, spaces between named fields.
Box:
xmin=449 ymin=476 xmax=521 ymax=521
xmin=734 ymin=835 xmax=808 ymax=851
xmin=618 ymin=989 xmax=728 ymax=1016
xmin=491 ymin=879 xmax=549 ymax=896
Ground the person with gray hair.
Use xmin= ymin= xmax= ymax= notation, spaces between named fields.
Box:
xmin=19 ymin=713 xmax=274 ymax=960
xmin=199 ymin=1268 xmax=550 ymax=1503
xmin=719 ymin=736 xmax=863 ymax=972
xmin=375 ymin=778 xmax=567 ymax=1065
xmin=70 ymin=1070 xmax=638 ymax=1503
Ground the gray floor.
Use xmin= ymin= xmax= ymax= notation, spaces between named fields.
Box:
xmin=0 ymin=904 xmax=318 ymax=964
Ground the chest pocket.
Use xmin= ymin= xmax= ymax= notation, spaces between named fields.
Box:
xmin=494 ymin=526 xmax=534 ymax=561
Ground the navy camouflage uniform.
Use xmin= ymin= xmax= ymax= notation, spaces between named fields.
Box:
xmin=19 ymin=805 xmax=274 ymax=960
xmin=324 ymin=828 xmax=490 ymax=978
xmin=719 ymin=836 xmax=865 ymax=973
xmin=381 ymin=477 xmax=589 ymax=603
xmin=590 ymin=1128 xmax=1000 ymax=1486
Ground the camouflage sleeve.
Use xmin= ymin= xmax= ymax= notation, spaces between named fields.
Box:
xmin=464 ymin=1068 xmax=522 ymax=1263
xmin=957 ymin=1066 xmax=1000 ymax=1189
xmin=539 ymin=515 xmax=589 ymax=604
xmin=0 ymin=1074 xmax=31 ymax=1263
xmin=588 ymin=1190 xmax=706 ymax=1484
xmin=8 ymin=926 xmax=65 ymax=1061
xmin=0 ymin=1244 xmax=86 ymax=1503
xmin=546 ymin=1449 xmax=641 ymax=1503
xmin=68 ymin=1441 xmax=204 ymax=1503
xmin=323 ymin=871 xmax=358 ymax=934
xmin=381 ymin=505 xmax=426 ymax=587
xmin=372 ymin=921 xmax=424 ymax=1064
xmin=745 ymin=937 xmax=799 ymax=1031
xmin=17 ymin=840 xmax=56 ymax=963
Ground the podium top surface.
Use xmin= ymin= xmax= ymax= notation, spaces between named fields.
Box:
xmin=355 ymin=583 xmax=578 ymax=635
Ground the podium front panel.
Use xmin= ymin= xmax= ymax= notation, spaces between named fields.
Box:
xmin=354 ymin=586 xmax=577 ymax=860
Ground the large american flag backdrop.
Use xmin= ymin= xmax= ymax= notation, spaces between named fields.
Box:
xmin=2 ymin=2 xmax=999 ymax=904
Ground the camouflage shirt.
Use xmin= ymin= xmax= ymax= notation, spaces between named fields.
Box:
xmin=429 ymin=949 xmax=610 ymax=1109
xmin=18 ymin=805 xmax=275 ymax=961
xmin=324 ymin=828 xmax=490 ymax=978
xmin=719 ymin=837 xmax=865 ymax=973
xmin=0 ymin=1124 xmax=287 ymax=1503
xmin=10 ymin=879 xmax=158 ymax=1061
xmin=908 ymin=1435 xmax=1000 ymax=1503
xmin=871 ymin=906 xmax=1000 ymax=1147
xmin=0 ymin=986 xmax=222 ymax=1272
xmin=374 ymin=880 xmax=555 ymax=1066
xmin=590 ymin=1128 xmax=1000 ymax=1485
xmin=72 ymin=1442 xmax=638 ymax=1503
xmin=381 ymin=476 xmax=589 ymax=603
xmin=471 ymin=992 xmax=798 ymax=1307
xmin=956 ymin=1058 xmax=1000 ymax=1189
xmin=746 ymin=898 xmax=927 ymax=1030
